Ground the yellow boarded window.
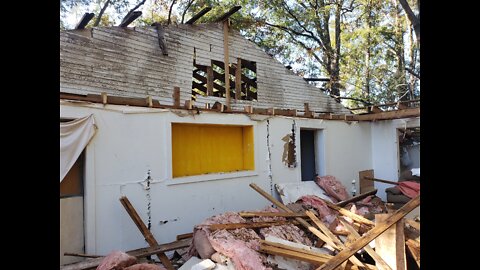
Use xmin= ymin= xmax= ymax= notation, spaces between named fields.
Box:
xmin=172 ymin=123 xmax=254 ymax=178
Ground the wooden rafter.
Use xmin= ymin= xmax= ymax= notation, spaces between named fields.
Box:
xmin=119 ymin=11 xmax=142 ymax=27
xmin=185 ymin=7 xmax=212 ymax=24
xmin=75 ymin=13 xmax=95 ymax=30
xmin=215 ymin=6 xmax=242 ymax=22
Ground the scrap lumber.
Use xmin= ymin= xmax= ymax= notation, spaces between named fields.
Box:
xmin=375 ymin=214 xmax=406 ymax=270
xmin=119 ymin=196 xmax=174 ymax=270
xmin=315 ymin=195 xmax=420 ymax=270
xmin=260 ymin=241 xmax=377 ymax=270
xmin=249 ymin=183 xmax=340 ymax=250
xmin=405 ymin=239 xmax=420 ymax=268
xmin=64 ymin=252 xmax=101 ymax=258
xmin=364 ymin=177 xmax=399 ymax=185
xmin=336 ymin=189 xmax=378 ymax=207
xmin=305 ymin=210 xmax=371 ymax=269
xmin=405 ymin=219 xmax=420 ymax=231
xmin=359 ymin=170 xmax=375 ymax=194
xmin=176 ymin=232 xmax=193 ymax=241
xmin=339 ymin=219 xmax=392 ymax=270
xmin=208 ymin=220 xmax=299 ymax=231
xmin=239 ymin=211 xmax=308 ymax=218
xmin=60 ymin=238 xmax=191 ymax=270
xmin=322 ymin=199 xmax=375 ymax=226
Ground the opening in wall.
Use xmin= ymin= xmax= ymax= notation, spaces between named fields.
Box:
xmin=397 ymin=127 xmax=420 ymax=179
xmin=172 ymin=123 xmax=254 ymax=178
xmin=300 ymin=129 xmax=324 ymax=181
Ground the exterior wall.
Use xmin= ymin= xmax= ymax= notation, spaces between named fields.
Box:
xmin=60 ymin=101 xmax=370 ymax=255
xmin=371 ymin=117 xmax=420 ymax=200
xmin=60 ymin=24 xmax=349 ymax=114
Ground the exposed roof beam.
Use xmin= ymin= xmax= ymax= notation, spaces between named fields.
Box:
xmin=304 ymin=77 xmax=330 ymax=82
xmin=119 ymin=11 xmax=142 ymax=27
xmin=75 ymin=13 xmax=95 ymax=30
xmin=352 ymin=108 xmax=420 ymax=121
xmin=215 ymin=6 xmax=241 ymax=22
xmin=349 ymin=99 xmax=420 ymax=110
xmin=185 ymin=7 xmax=212 ymax=24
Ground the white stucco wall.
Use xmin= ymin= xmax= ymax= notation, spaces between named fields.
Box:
xmin=371 ymin=117 xmax=420 ymax=200
xmin=60 ymin=101 xmax=375 ymax=255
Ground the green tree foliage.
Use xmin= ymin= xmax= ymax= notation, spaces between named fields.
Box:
xmin=60 ymin=0 xmax=419 ymax=106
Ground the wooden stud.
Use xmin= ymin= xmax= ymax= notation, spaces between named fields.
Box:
xmin=244 ymin=105 xmax=253 ymax=114
xmin=322 ymin=199 xmax=375 ymax=226
xmin=304 ymin=103 xmax=313 ymax=117
xmin=239 ymin=211 xmax=307 ymax=218
xmin=315 ymin=195 xmax=420 ymax=270
xmin=176 ymin=232 xmax=193 ymax=241
xmin=209 ymin=220 xmax=299 ymax=231
xmin=223 ymin=20 xmax=231 ymax=110
xmin=173 ymin=86 xmax=180 ymax=108
xmin=339 ymin=219 xmax=392 ymax=270
xmin=206 ymin=66 xmax=214 ymax=96
xmin=101 ymin=92 xmax=107 ymax=104
xmin=235 ymin=58 xmax=242 ymax=101
xmin=146 ymin=96 xmax=153 ymax=107
xmin=119 ymin=196 xmax=174 ymax=270
xmin=184 ymin=100 xmax=193 ymax=109
xmin=374 ymin=214 xmax=406 ymax=270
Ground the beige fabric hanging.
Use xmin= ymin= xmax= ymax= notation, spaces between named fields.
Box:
xmin=60 ymin=115 xmax=97 ymax=182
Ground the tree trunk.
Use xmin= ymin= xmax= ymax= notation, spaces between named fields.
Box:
xmin=181 ymin=0 xmax=196 ymax=24
xmin=393 ymin=0 xmax=408 ymax=101
xmin=364 ymin=0 xmax=373 ymax=97
xmin=398 ymin=0 xmax=419 ymax=44
xmin=329 ymin=2 xmax=343 ymax=97
xmin=168 ymin=0 xmax=177 ymax=25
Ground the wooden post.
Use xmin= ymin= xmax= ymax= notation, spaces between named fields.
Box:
xmin=146 ymin=96 xmax=153 ymax=107
xmin=315 ymin=195 xmax=420 ymax=270
xmin=235 ymin=58 xmax=242 ymax=101
xmin=223 ymin=20 xmax=230 ymax=110
xmin=359 ymin=170 xmax=375 ymax=194
xmin=173 ymin=86 xmax=180 ymax=108
xmin=375 ymin=214 xmax=406 ymax=270
xmin=206 ymin=66 xmax=214 ymax=96
xmin=101 ymin=92 xmax=107 ymax=104
xmin=119 ymin=196 xmax=174 ymax=270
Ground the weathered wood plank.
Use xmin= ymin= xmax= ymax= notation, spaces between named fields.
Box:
xmin=119 ymin=196 xmax=174 ymax=270
xmin=375 ymin=214 xmax=406 ymax=270
xmin=336 ymin=189 xmax=378 ymax=207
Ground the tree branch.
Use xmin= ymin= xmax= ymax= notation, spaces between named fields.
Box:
xmin=181 ymin=0 xmax=196 ymax=24
xmin=93 ymin=0 xmax=111 ymax=27
xmin=168 ymin=0 xmax=177 ymax=25
xmin=405 ymin=67 xmax=420 ymax=79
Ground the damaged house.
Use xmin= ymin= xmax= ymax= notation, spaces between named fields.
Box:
xmin=60 ymin=15 xmax=420 ymax=270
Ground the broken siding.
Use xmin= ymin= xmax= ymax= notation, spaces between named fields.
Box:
xmin=60 ymin=24 xmax=349 ymax=113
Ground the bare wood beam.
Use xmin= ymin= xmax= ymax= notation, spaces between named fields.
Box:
xmin=119 ymin=196 xmax=174 ymax=270
xmin=321 ymin=199 xmax=375 ymax=226
xmin=75 ymin=13 xmax=95 ymax=29
xmin=359 ymin=170 xmax=375 ymax=194
xmin=223 ymin=20 xmax=231 ymax=110
xmin=315 ymin=195 xmax=420 ymax=270
xmin=209 ymin=220 xmax=299 ymax=231
xmin=353 ymin=108 xmax=420 ymax=121
xmin=215 ymin=6 xmax=242 ymax=22
xmin=119 ymin=11 xmax=142 ymax=27
xmin=206 ymin=66 xmax=213 ymax=96
xmin=185 ymin=7 xmax=212 ymax=24
xmin=304 ymin=77 xmax=330 ymax=82
xmin=348 ymin=99 xmax=420 ymax=110
xmin=235 ymin=58 xmax=242 ymax=100
xmin=173 ymin=86 xmax=180 ymax=108
xmin=364 ymin=177 xmax=399 ymax=185
xmin=335 ymin=189 xmax=378 ymax=207
xmin=239 ymin=211 xmax=307 ymax=218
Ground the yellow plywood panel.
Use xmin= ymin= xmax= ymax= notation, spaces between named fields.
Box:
xmin=172 ymin=123 xmax=254 ymax=177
